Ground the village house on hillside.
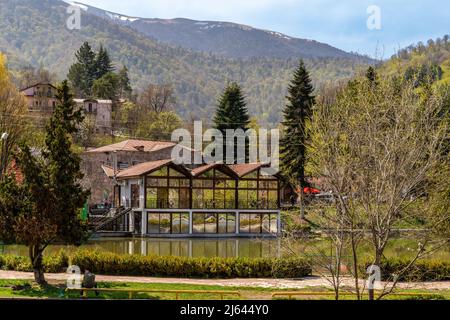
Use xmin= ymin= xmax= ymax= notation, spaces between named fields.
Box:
xmin=20 ymin=82 xmax=58 ymax=113
xmin=20 ymin=82 xmax=116 ymax=134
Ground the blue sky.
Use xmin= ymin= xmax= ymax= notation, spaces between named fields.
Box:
xmin=78 ymin=0 xmax=450 ymax=58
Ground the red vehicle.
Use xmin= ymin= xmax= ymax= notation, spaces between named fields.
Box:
xmin=303 ymin=187 xmax=321 ymax=195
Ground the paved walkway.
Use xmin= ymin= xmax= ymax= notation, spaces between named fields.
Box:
xmin=0 ymin=270 xmax=449 ymax=290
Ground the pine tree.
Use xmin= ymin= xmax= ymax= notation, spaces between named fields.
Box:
xmin=366 ymin=66 xmax=378 ymax=87
xmin=280 ymin=60 xmax=315 ymax=187
xmin=92 ymin=72 xmax=119 ymax=101
xmin=213 ymin=82 xmax=250 ymax=164
xmin=95 ymin=45 xmax=115 ymax=79
xmin=68 ymin=42 xmax=96 ymax=97
xmin=0 ymin=80 xmax=90 ymax=285
xmin=118 ymin=66 xmax=132 ymax=99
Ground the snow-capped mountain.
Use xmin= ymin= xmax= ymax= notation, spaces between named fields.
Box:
xmin=66 ymin=1 xmax=364 ymax=60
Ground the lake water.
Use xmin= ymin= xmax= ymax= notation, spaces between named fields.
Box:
xmin=1 ymin=238 xmax=282 ymax=259
xmin=1 ymin=237 xmax=448 ymax=260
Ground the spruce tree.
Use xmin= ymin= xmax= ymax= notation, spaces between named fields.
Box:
xmin=366 ymin=66 xmax=378 ymax=87
xmin=0 ymin=80 xmax=89 ymax=285
xmin=68 ymin=42 xmax=96 ymax=97
xmin=95 ymin=45 xmax=115 ymax=79
xmin=118 ymin=66 xmax=132 ymax=99
xmin=213 ymin=82 xmax=250 ymax=164
xmin=280 ymin=60 xmax=315 ymax=187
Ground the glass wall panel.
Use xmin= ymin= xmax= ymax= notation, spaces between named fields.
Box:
xmin=204 ymin=213 xmax=217 ymax=233
xmin=171 ymin=213 xmax=181 ymax=234
xmin=151 ymin=167 xmax=167 ymax=176
xmin=249 ymin=214 xmax=262 ymax=233
xmin=225 ymin=190 xmax=235 ymax=208
xmin=180 ymin=213 xmax=190 ymax=233
xmin=159 ymin=213 xmax=171 ymax=234
xmin=148 ymin=214 xmax=160 ymax=234
xmin=146 ymin=188 xmax=157 ymax=208
xmin=192 ymin=189 xmax=203 ymax=208
xmin=168 ymin=189 xmax=179 ymax=208
xmin=218 ymin=213 xmax=227 ymax=234
xmin=227 ymin=214 xmax=236 ymax=233
xmin=262 ymin=214 xmax=271 ymax=233
xmin=179 ymin=189 xmax=190 ymax=208
xmin=157 ymin=189 xmax=169 ymax=208
xmin=147 ymin=213 xmax=190 ymax=234
xmin=193 ymin=214 xmax=205 ymax=233
xmin=239 ymin=214 xmax=250 ymax=233
xmin=270 ymin=214 xmax=278 ymax=233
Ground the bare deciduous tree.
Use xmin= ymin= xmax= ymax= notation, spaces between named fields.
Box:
xmin=139 ymin=84 xmax=176 ymax=113
xmin=308 ymin=76 xmax=449 ymax=299
xmin=0 ymin=54 xmax=29 ymax=178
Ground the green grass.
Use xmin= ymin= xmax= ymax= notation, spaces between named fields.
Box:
xmin=0 ymin=280 xmax=448 ymax=300
xmin=0 ymin=280 xmax=282 ymax=300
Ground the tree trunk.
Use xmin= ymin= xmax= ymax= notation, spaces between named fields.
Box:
xmin=299 ymin=187 xmax=305 ymax=220
xmin=29 ymin=246 xmax=47 ymax=286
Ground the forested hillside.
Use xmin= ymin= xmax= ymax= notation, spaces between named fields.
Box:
xmin=0 ymin=0 xmax=371 ymax=125
xmin=381 ymin=36 xmax=450 ymax=86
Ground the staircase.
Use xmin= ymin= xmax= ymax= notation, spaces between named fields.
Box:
xmin=89 ymin=206 xmax=132 ymax=232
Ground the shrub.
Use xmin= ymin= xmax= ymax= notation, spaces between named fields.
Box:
xmin=70 ymin=250 xmax=312 ymax=278
xmin=0 ymin=251 xmax=69 ymax=273
xmin=362 ymin=258 xmax=450 ymax=282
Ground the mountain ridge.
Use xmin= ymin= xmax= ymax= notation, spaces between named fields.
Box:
xmin=0 ymin=0 xmax=371 ymax=125
xmin=65 ymin=0 xmax=370 ymax=60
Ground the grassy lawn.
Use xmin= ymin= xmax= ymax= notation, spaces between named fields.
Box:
xmin=0 ymin=280 xmax=448 ymax=300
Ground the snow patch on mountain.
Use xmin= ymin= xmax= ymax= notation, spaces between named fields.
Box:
xmin=105 ymin=12 xmax=139 ymax=22
xmin=63 ymin=1 xmax=88 ymax=11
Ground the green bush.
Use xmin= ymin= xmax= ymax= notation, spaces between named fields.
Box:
xmin=70 ymin=250 xmax=311 ymax=279
xmin=362 ymin=258 xmax=450 ymax=282
xmin=0 ymin=251 xmax=69 ymax=273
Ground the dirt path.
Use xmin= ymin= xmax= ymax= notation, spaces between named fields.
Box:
xmin=1 ymin=270 xmax=449 ymax=291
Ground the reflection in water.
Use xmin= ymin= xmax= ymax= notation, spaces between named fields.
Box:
xmin=1 ymin=238 xmax=282 ymax=258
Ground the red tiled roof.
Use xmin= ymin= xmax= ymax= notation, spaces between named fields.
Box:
xmin=116 ymin=159 xmax=173 ymax=179
xmin=86 ymin=139 xmax=177 ymax=154
xmin=229 ymin=163 xmax=264 ymax=177
xmin=190 ymin=163 xmax=219 ymax=177
xmin=19 ymin=82 xmax=57 ymax=92
xmin=190 ymin=163 xmax=239 ymax=178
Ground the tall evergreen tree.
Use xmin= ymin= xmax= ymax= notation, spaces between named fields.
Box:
xmin=118 ymin=66 xmax=132 ymax=99
xmin=366 ymin=66 xmax=378 ymax=87
xmin=280 ymin=60 xmax=315 ymax=187
xmin=92 ymin=72 xmax=119 ymax=101
xmin=68 ymin=42 xmax=96 ymax=97
xmin=0 ymin=80 xmax=89 ymax=285
xmin=213 ymin=82 xmax=250 ymax=163
xmin=95 ymin=45 xmax=115 ymax=79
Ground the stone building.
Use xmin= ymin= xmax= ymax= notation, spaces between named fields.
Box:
xmin=74 ymin=98 xmax=113 ymax=134
xmin=81 ymin=139 xmax=197 ymax=205
xmin=20 ymin=82 xmax=58 ymax=113
xmin=20 ymin=83 xmax=116 ymax=134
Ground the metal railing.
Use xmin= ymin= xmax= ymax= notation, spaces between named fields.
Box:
xmin=271 ymin=291 xmax=449 ymax=299
xmin=66 ymin=288 xmax=241 ymax=300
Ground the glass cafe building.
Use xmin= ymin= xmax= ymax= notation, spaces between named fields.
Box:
xmin=104 ymin=160 xmax=281 ymax=237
